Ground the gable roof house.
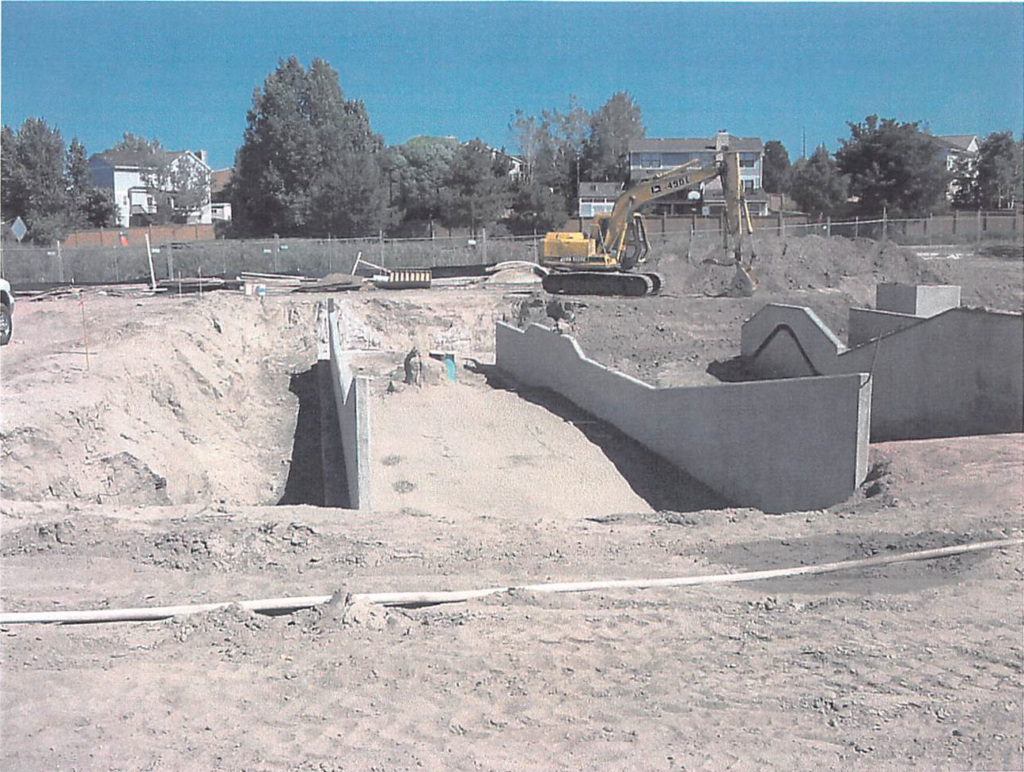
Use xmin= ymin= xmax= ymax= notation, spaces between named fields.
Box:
xmin=89 ymin=149 xmax=214 ymax=228
xmin=932 ymin=134 xmax=980 ymax=201
xmin=627 ymin=131 xmax=769 ymax=216
xmin=577 ymin=181 xmax=623 ymax=218
xmin=933 ymin=134 xmax=980 ymax=170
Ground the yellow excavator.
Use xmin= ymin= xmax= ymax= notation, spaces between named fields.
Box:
xmin=540 ymin=149 xmax=758 ymax=297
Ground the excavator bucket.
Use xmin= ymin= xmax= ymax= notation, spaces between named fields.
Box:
xmin=727 ymin=262 xmax=758 ymax=298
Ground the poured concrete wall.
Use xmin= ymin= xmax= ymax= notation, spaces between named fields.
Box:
xmin=496 ymin=322 xmax=870 ymax=514
xmin=848 ymin=308 xmax=923 ymax=348
xmin=876 ymin=284 xmax=961 ymax=317
xmin=849 ymin=283 xmax=962 ymax=347
xmin=743 ymin=304 xmax=1024 ymax=441
xmin=324 ymin=299 xmax=371 ymax=509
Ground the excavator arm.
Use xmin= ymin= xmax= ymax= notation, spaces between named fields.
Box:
xmin=599 ymin=159 xmax=726 ymax=262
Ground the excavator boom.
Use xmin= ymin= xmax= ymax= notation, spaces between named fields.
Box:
xmin=540 ymin=150 xmax=756 ymax=296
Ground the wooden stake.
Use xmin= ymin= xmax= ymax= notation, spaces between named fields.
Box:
xmin=144 ymin=233 xmax=157 ymax=291
xmin=78 ymin=293 xmax=90 ymax=371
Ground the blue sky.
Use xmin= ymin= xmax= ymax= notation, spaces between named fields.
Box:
xmin=2 ymin=2 xmax=1022 ymax=170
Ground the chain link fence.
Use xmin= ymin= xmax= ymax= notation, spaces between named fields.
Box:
xmin=0 ymin=232 xmax=545 ymax=286
xmin=645 ymin=210 xmax=1023 ymax=251
xmin=1 ymin=211 xmax=1019 ymax=286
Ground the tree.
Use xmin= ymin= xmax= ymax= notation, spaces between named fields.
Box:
xmin=835 ymin=115 xmax=950 ymax=217
xmin=439 ymin=139 xmax=511 ymax=235
xmin=383 ymin=137 xmax=458 ymax=230
xmin=949 ymin=155 xmax=979 ymax=210
xmin=80 ymin=189 xmax=119 ymax=228
xmin=510 ymin=96 xmax=594 ymax=213
xmin=66 ymin=137 xmax=119 ymax=228
xmin=762 ymin=140 xmax=791 ymax=194
xmin=788 ymin=146 xmax=848 ymax=220
xmin=974 ymin=131 xmax=1020 ymax=210
xmin=1 ymin=119 xmax=119 ymax=241
xmin=504 ymin=179 xmax=568 ymax=235
xmin=582 ymin=92 xmax=646 ymax=183
xmin=1 ymin=118 xmax=74 ymax=243
xmin=508 ymin=111 xmax=541 ymax=184
xmin=231 ymin=56 xmax=388 ymax=237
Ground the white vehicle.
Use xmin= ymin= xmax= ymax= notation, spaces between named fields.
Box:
xmin=0 ymin=278 xmax=13 ymax=346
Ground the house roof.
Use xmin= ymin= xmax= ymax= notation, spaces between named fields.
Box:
xmin=90 ymin=148 xmax=211 ymax=170
xmin=211 ymin=168 xmax=233 ymax=194
xmin=578 ymin=181 xmax=622 ymax=199
xmin=933 ymin=135 xmax=978 ymax=152
xmin=629 ymin=136 xmax=764 ymax=154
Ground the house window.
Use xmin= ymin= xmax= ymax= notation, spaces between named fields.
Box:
xmin=639 ymin=154 xmax=662 ymax=169
xmin=744 ymin=179 xmax=755 ymax=191
xmin=739 ymin=153 xmax=758 ymax=168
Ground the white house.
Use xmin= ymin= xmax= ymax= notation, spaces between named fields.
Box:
xmin=933 ymin=135 xmax=980 ymax=200
xmin=577 ymin=181 xmax=623 ymax=218
xmin=89 ymin=148 xmax=214 ymax=228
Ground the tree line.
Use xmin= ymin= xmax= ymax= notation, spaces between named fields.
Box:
xmin=229 ymin=58 xmax=646 ymax=239
xmin=3 ymin=55 xmax=1022 ymax=245
xmin=762 ymin=118 xmax=1024 ymax=221
xmin=1 ymin=120 xmax=119 ymax=244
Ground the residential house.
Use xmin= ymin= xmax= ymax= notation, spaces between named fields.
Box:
xmin=932 ymin=134 xmax=980 ymax=200
xmin=89 ymin=148 xmax=214 ymax=228
xmin=210 ymin=167 xmax=233 ymax=222
xmin=627 ymin=131 xmax=769 ymax=216
xmin=483 ymin=145 xmax=525 ymax=181
xmin=578 ymin=181 xmax=623 ymax=218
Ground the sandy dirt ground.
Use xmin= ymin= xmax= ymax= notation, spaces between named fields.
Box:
xmin=1 ymin=237 xmax=1022 ymax=771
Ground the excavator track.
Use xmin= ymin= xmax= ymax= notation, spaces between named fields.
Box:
xmin=542 ymin=271 xmax=663 ymax=297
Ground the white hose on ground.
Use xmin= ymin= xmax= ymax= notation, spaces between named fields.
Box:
xmin=0 ymin=537 xmax=1019 ymax=625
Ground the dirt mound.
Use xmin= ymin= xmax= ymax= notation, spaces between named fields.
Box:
xmin=652 ymin=234 xmax=925 ymax=297
xmin=163 ymin=604 xmax=273 ymax=659
xmin=289 ymin=592 xmax=409 ymax=636
xmin=0 ymin=293 xmax=319 ymax=505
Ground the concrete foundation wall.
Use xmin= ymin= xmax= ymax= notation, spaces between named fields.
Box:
xmin=325 ymin=299 xmax=371 ymax=509
xmin=876 ymin=284 xmax=961 ymax=317
xmin=497 ymin=323 xmax=870 ymax=513
xmin=739 ymin=303 xmax=845 ymax=376
xmin=848 ymin=308 xmax=923 ymax=348
xmin=743 ymin=304 xmax=1024 ymax=441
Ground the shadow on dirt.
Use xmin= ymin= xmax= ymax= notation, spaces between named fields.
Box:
xmin=706 ymin=355 xmax=763 ymax=383
xmin=278 ymin=364 xmax=325 ymax=506
xmin=467 ymin=360 xmax=732 ymax=514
